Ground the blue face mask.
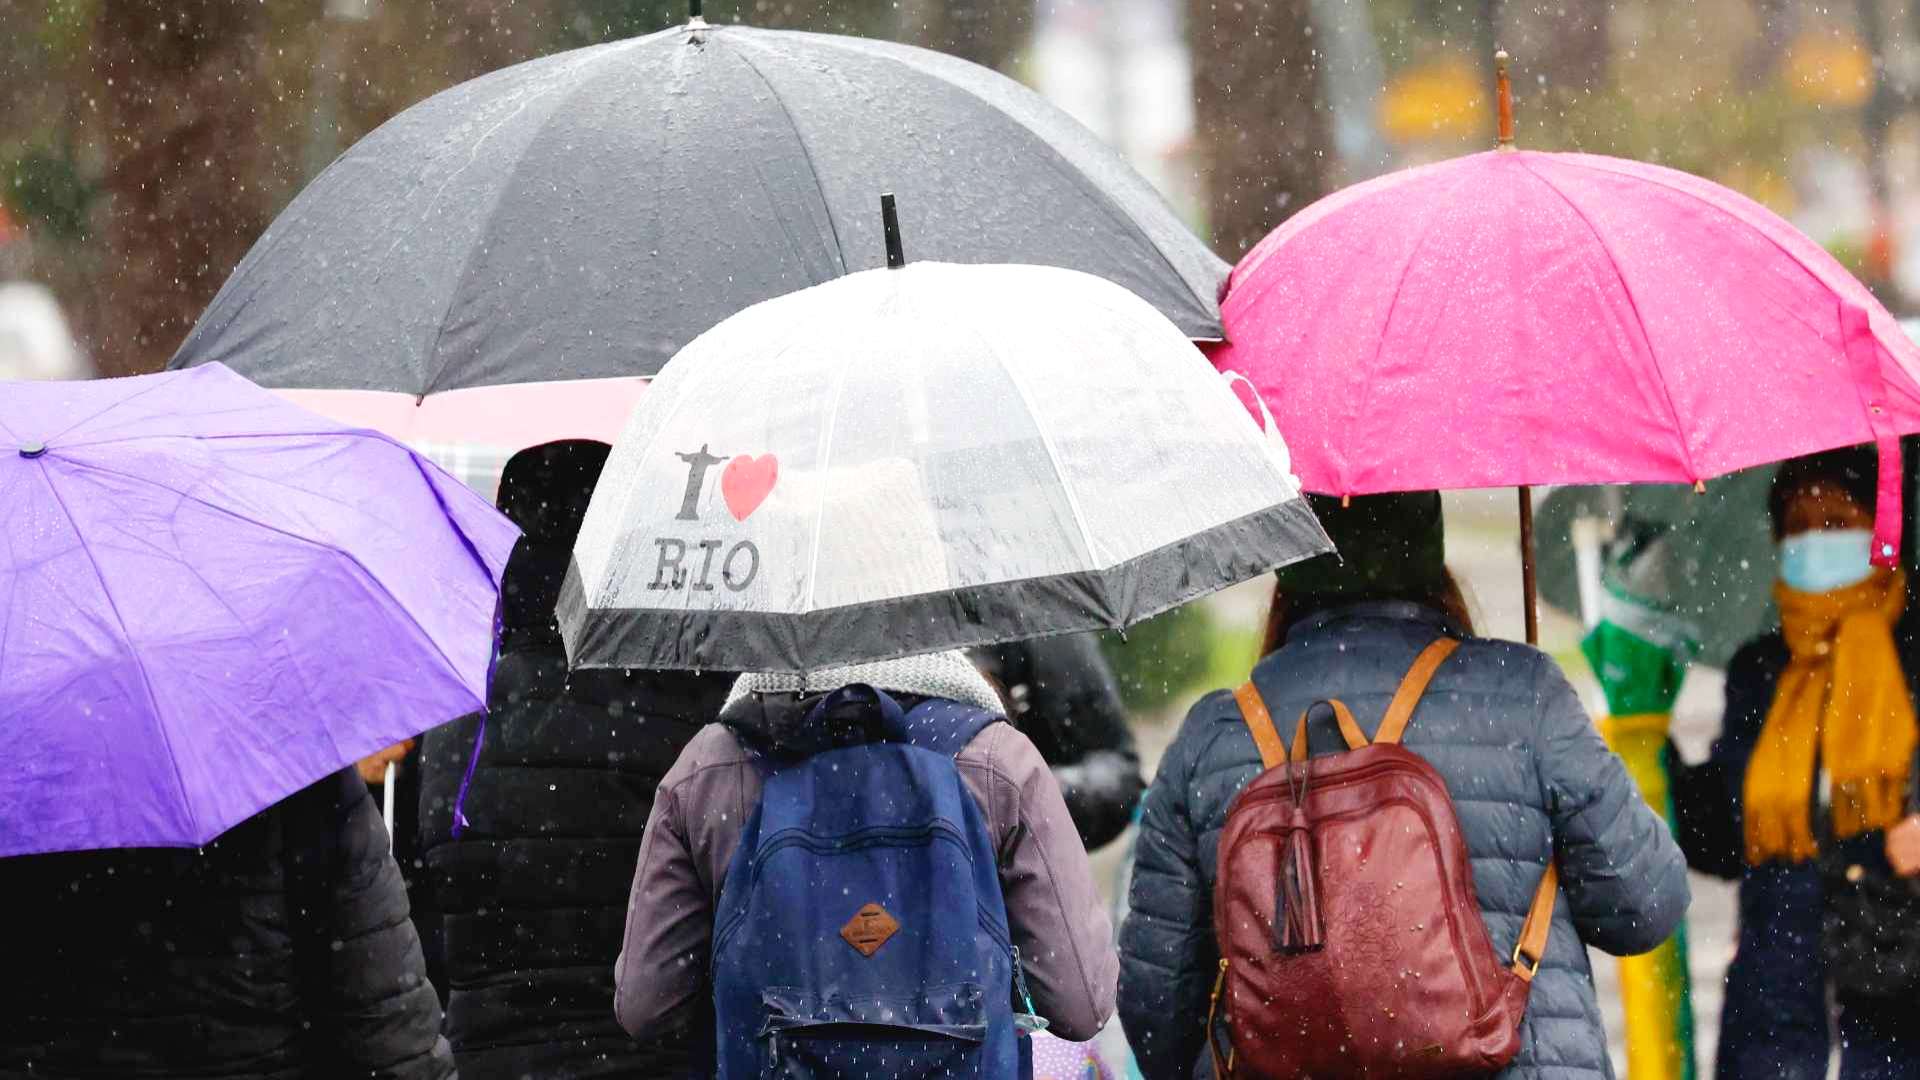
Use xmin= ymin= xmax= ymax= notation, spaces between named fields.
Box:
xmin=1778 ymin=529 xmax=1874 ymax=593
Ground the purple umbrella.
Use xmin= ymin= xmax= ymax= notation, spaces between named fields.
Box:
xmin=0 ymin=364 xmax=518 ymax=858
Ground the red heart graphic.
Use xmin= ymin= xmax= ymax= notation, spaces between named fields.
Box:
xmin=721 ymin=454 xmax=778 ymax=521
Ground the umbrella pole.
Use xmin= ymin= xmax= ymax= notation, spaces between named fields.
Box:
xmin=1519 ymin=485 xmax=1540 ymax=645
xmin=382 ymin=760 xmax=397 ymax=853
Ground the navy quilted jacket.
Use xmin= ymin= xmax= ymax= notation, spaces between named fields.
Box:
xmin=1118 ymin=602 xmax=1689 ymax=1080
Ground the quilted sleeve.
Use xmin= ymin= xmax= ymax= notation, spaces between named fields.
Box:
xmin=324 ymin=776 xmax=457 ymax=1080
xmin=1118 ymin=696 xmax=1222 ymax=1080
xmin=1534 ymin=656 xmax=1692 ymax=956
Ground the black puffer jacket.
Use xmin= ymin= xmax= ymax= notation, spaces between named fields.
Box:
xmin=3 ymin=769 xmax=453 ymax=1080
xmin=971 ymin=634 xmax=1144 ymax=849
xmin=1119 ymin=603 xmax=1689 ymax=1080
xmin=417 ymin=540 xmax=732 ymax=1079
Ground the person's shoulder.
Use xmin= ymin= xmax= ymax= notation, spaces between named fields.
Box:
xmin=1151 ymin=685 xmax=1247 ymax=774
xmin=1442 ymin=633 xmax=1569 ymax=688
xmin=960 ymin=716 xmax=1045 ymax=777
xmin=659 ymin=722 xmax=752 ymax=787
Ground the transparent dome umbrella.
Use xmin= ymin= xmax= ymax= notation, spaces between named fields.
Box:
xmin=0 ymin=364 xmax=518 ymax=857
xmin=167 ymin=7 xmax=1225 ymax=453
xmin=558 ymin=201 xmax=1326 ymax=674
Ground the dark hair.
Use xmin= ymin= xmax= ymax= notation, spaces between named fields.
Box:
xmin=1261 ymin=568 xmax=1475 ymax=655
xmin=1767 ymin=445 xmax=1877 ymax=540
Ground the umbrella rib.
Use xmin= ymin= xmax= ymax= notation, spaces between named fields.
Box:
xmin=31 ymin=376 xmax=180 ymax=452
xmin=729 ymin=42 xmax=849 ymax=278
xmin=788 ymin=32 xmax=1220 ymax=325
xmin=413 ymin=86 xmax=595 ymax=400
xmin=800 ymin=339 xmax=858 ymax=614
xmin=1347 ymin=166 xmax=1479 ymax=495
xmin=977 ymin=322 xmax=1100 ymax=571
xmin=1516 ymin=157 xmax=1702 ymax=483
xmin=56 ymin=454 xmax=476 ymax=709
xmin=30 ymin=461 xmax=196 ymax=841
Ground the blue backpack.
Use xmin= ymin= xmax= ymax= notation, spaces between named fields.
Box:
xmin=711 ymin=684 xmax=1034 ymax=1078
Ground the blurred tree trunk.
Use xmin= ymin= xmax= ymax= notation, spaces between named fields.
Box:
xmin=896 ymin=0 xmax=1028 ymax=72
xmin=1188 ymin=0 xmax=1332 ymax=261
xmin=1744 ymin=0 xmax=1799 ymax=84
xmin=1484 ymin=2 xmax=1610 ymax=107
xmin=87 ymin=0 xmax=272 ymax=376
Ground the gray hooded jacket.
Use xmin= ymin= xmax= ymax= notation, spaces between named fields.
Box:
xmin=614 ymin=653 xmax=1119 ymax=1060
xmin=1118 ymin=603 xmax=1689 ymax=1080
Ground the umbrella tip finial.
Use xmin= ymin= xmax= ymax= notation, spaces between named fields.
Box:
xmin=688 ymin=0 xmax=708 ymax=30
xmin=881 ymin=192 xmax=906 ymax=270
xmin=1494 ymin=49 xmax=1515 ymax=150
xmin=19 ymin=441 xmax=46 ymax=459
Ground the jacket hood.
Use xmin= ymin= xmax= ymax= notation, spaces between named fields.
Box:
xmin=496 ymin=439 xmax=611 ymax=543
xmin=493 ymin=439 xmax=611 ymax=649
xmin=498 ymin=538 xmax=569 ymax=647
xmin=718 ymin=650 xmax=1005 ymax=758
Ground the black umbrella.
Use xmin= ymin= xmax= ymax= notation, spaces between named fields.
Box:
xmin=170 ymin=11 xmax=1227 ymax=447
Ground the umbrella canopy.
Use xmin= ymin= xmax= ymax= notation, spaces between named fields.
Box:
xmin=0 ymin=364 xmax=519 ymax=857
xmin=1536 ymin=327 xmax=1920 ymax=667
xmin=559 ymin=260 xmax=1327 ymax=674
xmin=1210 ymin=147 xmax=1920 ymax=567
xmin=168 ymin=18 xmax=1226 ymax=448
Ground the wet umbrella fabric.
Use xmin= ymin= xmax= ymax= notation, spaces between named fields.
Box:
xmin=1210 ymin=149 xmax=1920 ymax=565
xmin=558 ymin=261 xmax=1328 ymax=674
xmin=0 ymin=364 xmax=519 ymax=858
xmin=168 ymin=21 xmax=1226 ymax=447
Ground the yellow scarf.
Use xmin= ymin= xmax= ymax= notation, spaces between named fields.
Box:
xmin=1744 ymin=568 xmax=1919 ymax=865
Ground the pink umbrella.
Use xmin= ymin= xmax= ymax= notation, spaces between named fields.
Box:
xmin=1211 ymin=54 xmax=1920 ymax=641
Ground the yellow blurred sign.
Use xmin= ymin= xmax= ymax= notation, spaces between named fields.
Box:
xmin=1380 ymin=57 xmax=1485 ymax=144
xmin=1783 ymin=33 xmax=1873 ymax=108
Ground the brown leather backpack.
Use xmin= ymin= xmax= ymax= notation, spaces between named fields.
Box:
xmin=1208 ymin=638 xmax=1559 ymax=1079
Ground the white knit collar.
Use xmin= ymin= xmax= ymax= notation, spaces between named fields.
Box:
xmin=723 ymin=649 xmax=1004 ymax=715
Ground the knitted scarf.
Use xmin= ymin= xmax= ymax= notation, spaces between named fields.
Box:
xmin=1743 ymin=568 xmax=1918 ymax=864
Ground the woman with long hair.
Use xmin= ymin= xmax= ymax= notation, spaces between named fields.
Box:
xmin=1117 ymin=491 xmax=1688 ymax=1080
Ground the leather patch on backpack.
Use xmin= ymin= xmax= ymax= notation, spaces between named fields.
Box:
xmin=839 ymin=903 xmax=900 ymax=957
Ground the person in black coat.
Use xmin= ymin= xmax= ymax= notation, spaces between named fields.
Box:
xmin=970 ymin=634 xmax=1144 ymax=850
xmin=3 ymin=769 xmax=454 ymax=1079
xmin=415 ymin=440 xmax=733 ymax=1079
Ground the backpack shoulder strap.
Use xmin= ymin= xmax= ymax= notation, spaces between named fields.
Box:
xmin=1233 ymin=682 xmax=1289 ymax=770
xmin=1239 ymin=687 xmax=1368 ymax=766
xmin=1374 ymin=637 xmax=1461 ymax=746
xmin=899 ymin=698 xmax=1002 ymax=759
xmin=1236 ymin=635 xmax=1461 ymax=768
xmin=1511 ymin=862 xmax=1559 ymax=981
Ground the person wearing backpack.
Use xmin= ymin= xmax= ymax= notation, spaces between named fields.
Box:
xmin=1117 ymin=492 xmax=1689 ymax=1080
xmin=613 ymin=650 xmax=1119 ymax=1077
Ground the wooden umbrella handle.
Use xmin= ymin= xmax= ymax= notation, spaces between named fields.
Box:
xmin=1496 ymin=50 xmax=1515 ymax=149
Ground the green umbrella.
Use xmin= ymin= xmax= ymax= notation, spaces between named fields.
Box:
xmin=1537 ymin=470 xmax=1777 ymax=668
xmin=1580 ymin=526 xmax=1702 ymax=1080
